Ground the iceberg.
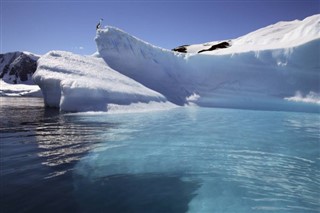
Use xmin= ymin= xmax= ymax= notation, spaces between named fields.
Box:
xmin=0 ymin=80 xmax=42 ymax=97
xmin=33 ymin=14 xmax=320 ymax=112
xmin=33 ymin=51 xmax=169 ymax=112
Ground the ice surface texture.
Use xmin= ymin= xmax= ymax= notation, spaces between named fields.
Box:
xmin=33 ymin=51 xmax=168 ymax=112
xmin=34 ymin=15 xmax=320 ymax=112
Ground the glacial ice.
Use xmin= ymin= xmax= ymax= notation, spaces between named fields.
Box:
xmin=33 ymin=14 xmax=320 ymax=112
xmin=33 ymin=51 xmax=168 ymax=112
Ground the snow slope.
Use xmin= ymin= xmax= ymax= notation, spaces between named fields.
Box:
xmin=95 ymin=14 xmax=320 ymax=112
xmin=33 ymin=51 xmax=171 ymax=112
xmin=34 ymin=14 xmax=320 ymax=112
xmin=174 ymin=14 xmax=320 ymax=54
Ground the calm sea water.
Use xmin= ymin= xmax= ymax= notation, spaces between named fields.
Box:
xmin=1 ymin=97 xmax=319 ymax=213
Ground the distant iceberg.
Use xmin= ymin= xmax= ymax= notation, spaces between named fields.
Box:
xmin=0 ymin=80 xmax=41 ymax=97
xmin=33 ymin=14 xmax=320 ymax=112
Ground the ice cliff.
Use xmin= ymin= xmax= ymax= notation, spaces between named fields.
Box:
xmin=33 ymin=14 xmax=320 ymax=112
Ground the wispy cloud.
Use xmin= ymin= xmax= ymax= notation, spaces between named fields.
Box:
xmin=74 ymin=46 xmax=84 ymax=50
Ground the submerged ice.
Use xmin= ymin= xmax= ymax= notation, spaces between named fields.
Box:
xmin=33 ymin=14 xmax=320 ymax=112
xmin=73 ymin=107 xmax=320 ymax=212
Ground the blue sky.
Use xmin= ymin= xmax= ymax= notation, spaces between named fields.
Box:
xmin=1 ymin=0 xmax=319 ymax=55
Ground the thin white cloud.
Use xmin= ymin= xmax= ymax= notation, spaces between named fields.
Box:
xmin=74 ymin=46 xmax=84 ymax=50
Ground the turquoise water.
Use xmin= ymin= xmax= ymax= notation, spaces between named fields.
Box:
xmin=1 ymin=97 xmax=319 ymax=212
xmin=73 ymin=107 xmax=320 ymax=212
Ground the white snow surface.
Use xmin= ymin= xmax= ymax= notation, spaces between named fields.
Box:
xmin=34 ymin=14 xmax=320 ymax=112
xmin=33 ymin=51 xmax=168 ymax=112
xmin=0 ymin=80 xmax=42 ymax=97
xmin=183 ymin=14 xmax=320 ymax=54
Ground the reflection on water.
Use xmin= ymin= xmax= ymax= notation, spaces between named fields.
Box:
xmin=284 ymin=114 xmax=320 ymax=139
xmin=34 ymin=113 xmax=115 ymax=177
xmin=0 ymin=97 xmax=115 ymax=179
xmin=0 ymin=97 xmax=117 ymax=212
xmin=1 ymin=97 xmax=319 ymax=213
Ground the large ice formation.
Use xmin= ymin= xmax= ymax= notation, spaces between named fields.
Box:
xmin=33 ymin=51 xmax=169 ymax=112
xmin=33 ymin=14 xmax=320 ymax=112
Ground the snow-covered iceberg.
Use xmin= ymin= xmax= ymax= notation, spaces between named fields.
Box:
xmin=33 ymin=51 xmax=170 ymax=112
xmin=173 ymin=14 xmax=320 ymax=54
xmin=34 ymin=14 xmax=320 ymax=112
xmin=0 ymin=80 xmax=42 ymax=97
